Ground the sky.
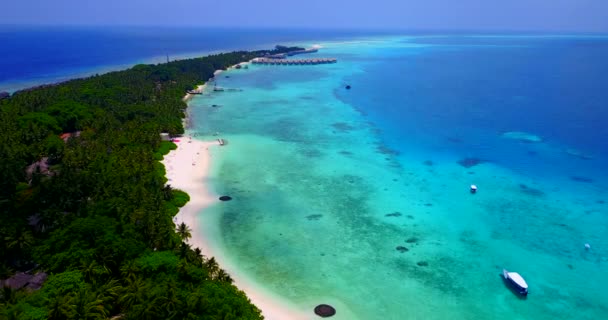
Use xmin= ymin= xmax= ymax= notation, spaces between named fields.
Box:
xmin=1 ymin=0 xmax=607 ymax=32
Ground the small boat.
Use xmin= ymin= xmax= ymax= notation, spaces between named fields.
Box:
xmin=470 ymin=184 xmax=478 ymax=194
xmin=503 ymin=269 xmax=528 ymax=296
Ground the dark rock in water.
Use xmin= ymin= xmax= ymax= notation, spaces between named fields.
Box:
xmin=302 ymin=148 xmax=323 ymax=158
xmin=331 ymin=122 xmax=355 ymax=132
xmin=424 ymin=203 xmax=433 ymax=207
xmin=423 ymin=160 xmax=434 ymax=166
xmin=570 ymin=176 xmax=594 ymax=183
xmin=343 ymin=174 xmax=363 ymax=185
xmin=306 ymin=214 xmax=323 ymax=221
xmin=406 ymin=237 xmax=419 ymax=244
xmin=417 ymin=261 xmax=429 ymax=267
xmin=345 ymin=85 xmax=351 ymax=90
xmin=376 ymin=145 xmax=400 ymax=156
xmin=447 ymin=137 xmax=462 ymax=143
xmin=457 ymin=157 xmax=485 ymax=168
xmin=219 ymin=196 xmax=232 ymax=201
xmin=396 ymin=246 xmax=409 ymax=253
xmin=385 ymin=212 xmax=402 ymax=217
xmin=597 ymin=200 xmax=605 ymax=204
xmin=519 ymin=184 xmax=545 ymax=197
xmin=0 ymin=92 xmax=9 ymax=100
xmin=406 ymin=215 xmax=415 ymax=219
xmin=314 ymin=304 xmax=336 ymax=317
xmin=338 ymin=150 xmax=353 ymax=156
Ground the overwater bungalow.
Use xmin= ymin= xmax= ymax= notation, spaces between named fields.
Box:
xmin=251 ymin=57 xmax=337 ymax=66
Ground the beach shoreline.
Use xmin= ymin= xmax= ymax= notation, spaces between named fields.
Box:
xmin=162 ymin=88 xmax=311 ymax=320
xmin=183 ymin=84 xmax=206 ymax=102
xmin=183 ymin=63 xmax=250 ymax=101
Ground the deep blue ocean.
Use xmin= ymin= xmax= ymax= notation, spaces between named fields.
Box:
xmin=337 ymin=36 xmax=608 ymax=183
xmin=0 ymin=26 xmax=386 ymax=92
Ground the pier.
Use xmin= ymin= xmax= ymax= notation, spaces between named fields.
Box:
xmin=252 ymin=58 xmax=337 ymax=65
xmin=267 ymin=48 xmax=319 ymax=59
xmin=213 ymin=85 xmax=242 ymax=92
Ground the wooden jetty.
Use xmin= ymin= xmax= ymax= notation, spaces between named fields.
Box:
xmin=267 ymin=48 xmax=319 ymax=59
xmin=252 ymin=58 xmax=337 ymax=66
xmin=213 ymin=86 xmax=242 ymax=92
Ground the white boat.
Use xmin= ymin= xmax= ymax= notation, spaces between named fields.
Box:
xmin=503 ymin=269 xmax=528 ymax=295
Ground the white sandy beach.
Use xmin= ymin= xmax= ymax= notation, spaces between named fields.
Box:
xmin=162 ymin=137 xmax=218 ymax=254
xmin=162 ymin=93 xmax=311 ymax=319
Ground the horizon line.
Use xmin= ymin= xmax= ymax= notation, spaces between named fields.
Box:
xmin=1 ymin=23 xmax=607 ymax=35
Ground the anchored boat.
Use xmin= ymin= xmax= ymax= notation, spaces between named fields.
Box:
xmin=503 ymin=269 xmax=528 ymax=296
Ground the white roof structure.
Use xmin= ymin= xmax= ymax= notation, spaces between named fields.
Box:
xmin=508 ymin=272 xmax=528 ymax=289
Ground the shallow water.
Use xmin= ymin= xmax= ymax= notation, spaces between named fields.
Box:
xmin=190 ymin=36 xmax=608 ymax=319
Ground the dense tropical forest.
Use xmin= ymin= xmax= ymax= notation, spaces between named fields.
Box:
xmin=0 ymin=46 xmax=302 ymax=319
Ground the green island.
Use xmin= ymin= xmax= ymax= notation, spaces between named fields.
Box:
xmin=0 ymin=46 xmax=302 ymax=319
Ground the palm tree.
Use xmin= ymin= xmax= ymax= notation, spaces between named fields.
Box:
xmin=185 ymin=247 xmax=204 ymax=266
xmin=46 ymin=294 xmax=72 ymax=320
xmin=215 ymin=269 xmax=233 ymax=283
xmin=176 ymin=222 xmax=191 ymax=241
xmin=127 ymin=295 xmax=161 ymax=320
xmin=158 ymin=282 xmax=181 ymax=318
xmin=119 ymin=277 xmax=146 ymax=310
xmin=179 ymin=241 xmax=191 ymax=259
xmin=119 ymin=260 xmax=139 ymax=281
xmin=185 ymin=292 xmax=204 ymax=315
xmin=204 ymin=257 xmax=220 ymax=279
xmin=68 ymin=287 xmax=108 ymax=320
xmin=96 ymin=279 xmax=122 ymax=316
xmin=193 ymin=248 xmax=203 ymax=260
xmin=4 ymin=228 xmax=34 ymax=252
xmin=80 ymin=260 xmax=110 ymax=284
xmin=162 ymin=185 xmax=173 ymax=201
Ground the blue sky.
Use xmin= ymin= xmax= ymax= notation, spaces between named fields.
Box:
xmin=2 ymin=0 xmax=607 ymax=32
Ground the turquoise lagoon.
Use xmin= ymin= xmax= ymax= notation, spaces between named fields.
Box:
xmin=190 ymin=36 xmax=608 ymax=319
